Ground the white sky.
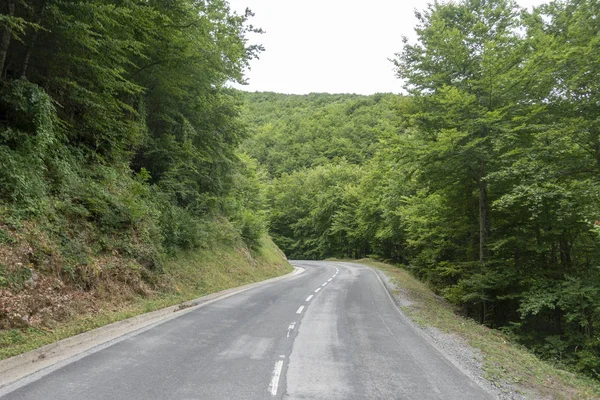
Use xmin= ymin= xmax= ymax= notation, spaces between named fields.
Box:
xmin=228 ymin=0 xmax=547 ymax=95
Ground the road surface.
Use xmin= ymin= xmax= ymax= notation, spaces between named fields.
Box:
xmin=0 ymin=261 xmax=492 ymax=399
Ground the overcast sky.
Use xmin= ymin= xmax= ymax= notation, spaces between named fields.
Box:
xmin=227 ymin=0 xmax=547 ymax=95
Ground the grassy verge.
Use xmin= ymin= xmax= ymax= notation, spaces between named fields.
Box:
xmin=0 ymin=235 xmax=291 ymax=360
xmin=353 ymin=259 xmax=600 ymax=400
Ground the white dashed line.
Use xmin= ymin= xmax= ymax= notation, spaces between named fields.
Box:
xmin=306 ymin=295 xmax=313 ymax=302
xmin=287 ymin=322 xmax=296 ymax=338
xmin=296 ymin=305 xmax=305 ymax=314
xmin=314 ymin=287 xmax=321 ymax=293
xmin=328 ymin=278 xmax=333 ymax=282
xmin=321 ymin=282 xmax=328 ymax=287
xmin=268 ymin=358 xmax=284 ymax=396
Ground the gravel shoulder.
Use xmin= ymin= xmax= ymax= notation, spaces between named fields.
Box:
xmin=370 ymin=266 xmax=527 ymax=400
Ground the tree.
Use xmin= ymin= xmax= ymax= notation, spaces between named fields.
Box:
xmin=0 ymin=0 xmax=266 ymax=259
xmin=391 ymin=0 xmax=531 ymax=322
xmin=394 ymin=0 xmax=527 ymax=264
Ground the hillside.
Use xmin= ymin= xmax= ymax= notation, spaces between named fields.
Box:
xmin=0 ymin=220 xmax=290 ymax=359
xmin=241 ymin=92 xmax=399 ymax=177
xmin=242 ymin=85 xmax=600 ymax=383
xmin=237 ymin=0 xmax=600 ymax=382
xmin=240 ymin=91 xmax=404 ymax=259
xmin=0 ymin=0 xmax=290 ymax=357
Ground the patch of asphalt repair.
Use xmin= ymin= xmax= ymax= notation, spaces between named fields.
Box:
xmin=370 ymin=266 xmax=528 ymax=400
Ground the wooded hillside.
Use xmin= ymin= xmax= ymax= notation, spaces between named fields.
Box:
xmin=1 ymin=0 xmax=598 ymax=384
xmin=241 ymin=0 xmax=600 ymax=379
xmin=0 ymin=0 xmax=285 ymax=339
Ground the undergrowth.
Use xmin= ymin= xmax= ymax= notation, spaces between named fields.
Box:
xmin=0 ymin=228 xmax=291 ymax=360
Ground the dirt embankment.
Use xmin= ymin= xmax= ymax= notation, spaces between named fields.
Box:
xmin=1 ymin=221 xmax=155 ymax=331
xmin=0 ymin=220 xmax=291 ymax=360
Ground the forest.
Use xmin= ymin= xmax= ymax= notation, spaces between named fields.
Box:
xmin=0 ymin=0 xmax=277 ymax=258
xmin=241 ymin=0 xmax=600 ymax=379
xmin=0 ymin=0 xmax=599 ymax=384
xmin=0 ymin=0 xmax=279 ymax=345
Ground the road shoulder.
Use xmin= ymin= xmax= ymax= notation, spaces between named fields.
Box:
xmin=348 ymin=259 xmax=600 ymax=400
xmin=0 ymin=266 xmax=304 ymax=391
xmin=367 ymin=265 xmax=518 ymax=400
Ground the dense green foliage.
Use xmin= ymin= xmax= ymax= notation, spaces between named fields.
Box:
xmin=242 ymin=92 xmax=396 ymax=177
xmin=241 ymin=0 xmax=600 ymax=379
xmin=0 ymin=0 xmax=268 ymax=288
xmin=2 ymin=0 xmax=598 ymax=384
xmin=241 ymin=92 xmax=402 ymax=259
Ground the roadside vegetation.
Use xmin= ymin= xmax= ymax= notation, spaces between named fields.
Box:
xmin=0 ymin=229 xmax=290 ymax=360
xmin=0 ymin=0 xmax=292 ymax=358
xmin=241 ymin=0 xmax=600 ymax=382
xmin=361 ymin=259 xmax=600 ymax=399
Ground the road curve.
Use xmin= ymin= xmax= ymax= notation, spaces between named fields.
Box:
xmin=0 ymin=261 xmax=492 ymax=400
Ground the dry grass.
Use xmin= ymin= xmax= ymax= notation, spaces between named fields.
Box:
xmin=354 ymin=259 xmax=600 ymax=400
xmin=0 ymin=235 xmax=291 ymax=360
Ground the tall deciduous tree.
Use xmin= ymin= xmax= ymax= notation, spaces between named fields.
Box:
xmin=394 ymin=0 xmax=527 ymax=264
xmin=1 ymin=0 xmax=266 ymax=257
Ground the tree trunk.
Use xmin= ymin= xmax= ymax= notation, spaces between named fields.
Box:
xmin=478 ymin=159 xmax=489 ymax=263
xmin=20 ymin=36 xmax=35 ymax=78
xmin=0 ymin=0 xmax=16 ymax=78
xmin=21 ymin=0 xmax=47 ymax=78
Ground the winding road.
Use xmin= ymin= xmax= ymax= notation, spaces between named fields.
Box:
xmin=0 ymin=261 xmax=491 ymax=399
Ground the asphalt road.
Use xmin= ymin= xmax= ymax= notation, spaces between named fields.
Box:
xmin=1 ymin=261 xmax=492 ymax=400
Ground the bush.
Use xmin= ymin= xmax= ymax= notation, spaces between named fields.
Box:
xmin=159 ymin=203 xmax=206 ymax=253
xmin=236 ymin=209 xmax=266 ymax=250
xmin=0 ymin=80 xmax=60 ymax=215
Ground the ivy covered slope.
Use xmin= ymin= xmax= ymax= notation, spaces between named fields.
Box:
xmin=241 ymin=0 xmax=600 ymax=381
xmin=0 ymin=0 xmax=290 ymax=354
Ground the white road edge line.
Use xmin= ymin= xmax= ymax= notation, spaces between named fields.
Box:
xmin=314 ymin=287 xmax=321 ymax=293
xmin=306 ymin=295 xmax=313 ymax=302
xmin=268 ymin=358 xmax=284 ymax=396
xmin=296 ymin=305 xmax=305 ymax=314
